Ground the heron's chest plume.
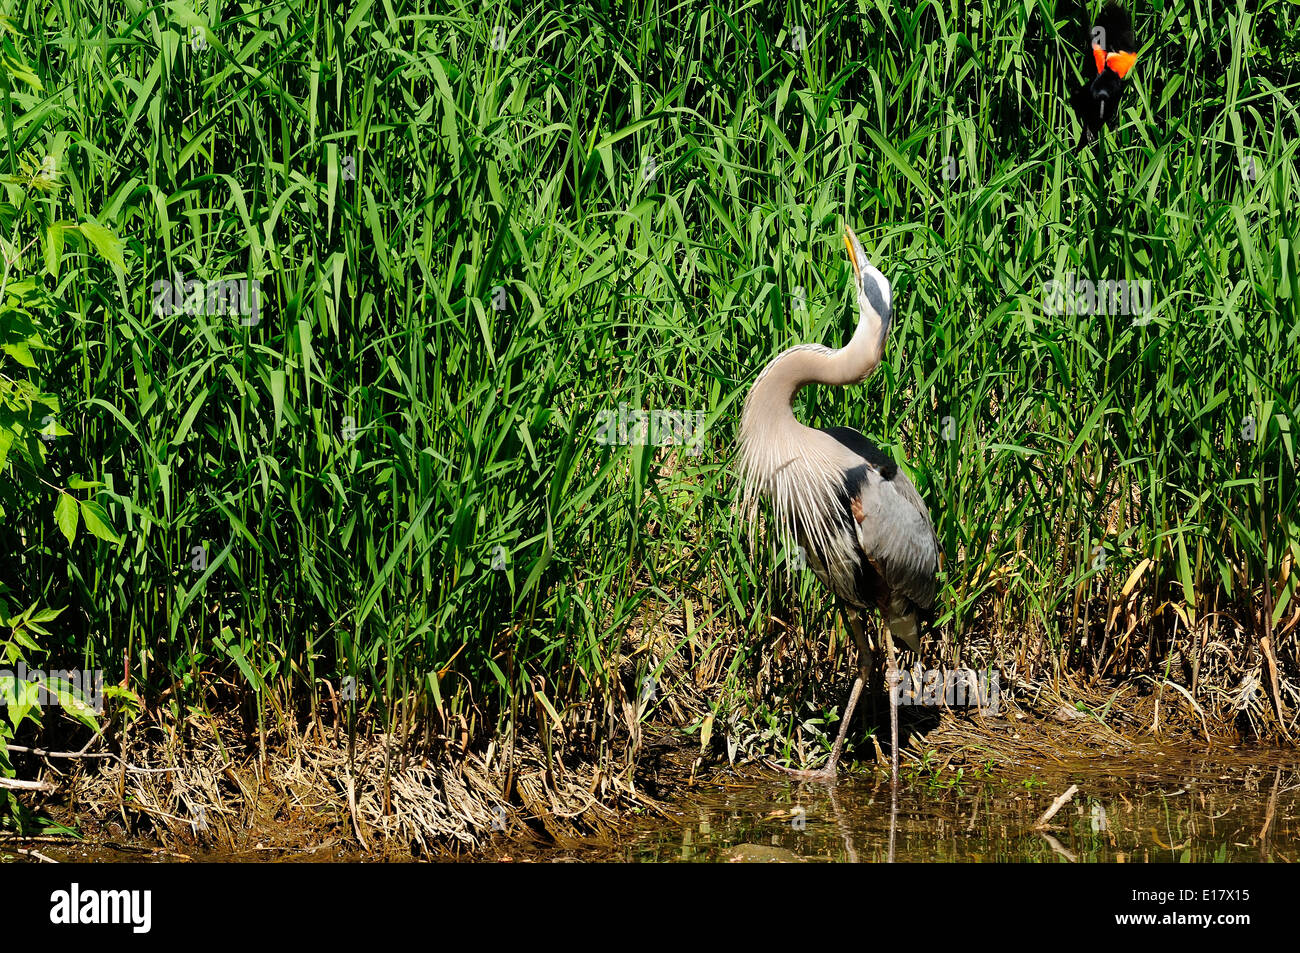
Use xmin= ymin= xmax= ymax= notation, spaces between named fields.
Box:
xmin=735 ymin=390 xmax=857 ymax=576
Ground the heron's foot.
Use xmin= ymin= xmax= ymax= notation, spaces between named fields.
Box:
xmin=766 ymin=759 xmax=839 ymax=784
xmin=850 ymin=497 xmax=865 ymax=524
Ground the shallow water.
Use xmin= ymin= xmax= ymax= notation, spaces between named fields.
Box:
xmin=20 ymin=747 xmax=1299 ymax=863
xmin=569 ymin=747 xmax=1299 ymax=862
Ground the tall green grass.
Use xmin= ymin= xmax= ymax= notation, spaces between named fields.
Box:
xmin=3 ymin=0 xmax=1298 ymax=768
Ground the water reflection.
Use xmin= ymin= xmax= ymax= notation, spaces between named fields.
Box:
xmin=618 ymin=749 xmax=1299 ymax=862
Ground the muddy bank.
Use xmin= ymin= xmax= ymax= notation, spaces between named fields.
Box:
xmin=5 ymin=669 xmax=1290 ymax=863
xmin=12 ymin=724 xmax=649 ymax=861
xmin=18 ymin=726 xmax=1294 ymax=864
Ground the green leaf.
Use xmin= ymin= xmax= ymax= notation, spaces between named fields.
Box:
xmin=51 ymin=681 xmax=99 ymax=731
xmin=1176 ymin=534 xmax=1195 ymax=606
xmin=54 ymin=493 xmax=79 ymax=544
xmin=2 ymin=341 xmax=35 ymax=367
xmin=79 ymin=499 xmax=122 ymax=544
xmin=270 ymin=368 xmax=285 ymax=432
xmin=73 ymin=220 xmax=126 ymax=272
xmin=223 ymin=642 xmax=259 ymax=689
xmin=8 ymin=629 xmax=39 ymax=652
xmin=4 ymin=678 xmax=41 ymax=730
xmin=44 ymin=222 xmax=64 ymax=279
xmin=28 ymin=606 xmax=64 ymax=624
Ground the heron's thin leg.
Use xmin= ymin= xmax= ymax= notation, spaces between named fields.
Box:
xmin=868 ymin=634 xmax=887 ymax=766
xmin=824 ymin=675 xmax=864 ymax=771
xmin=848 ymin=609 xmax=873 ymax=686
xmin=888 ymin=786 xmax=898 ymax=863
xmin=822 ymin=610 xmax=874 ymax=771
xmin=770 ymin=610 xmax=872 ymax=782
xmin=770 ymin=676 xmax=864 ymax=783
xmin=883 ymin=621 xmax=901 ymax=794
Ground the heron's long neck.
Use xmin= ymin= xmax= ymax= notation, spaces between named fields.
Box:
xmin=744 ymin=307 xmax=885 ymax=432
xmin=736 ymin=304 xmax=886 ymax=559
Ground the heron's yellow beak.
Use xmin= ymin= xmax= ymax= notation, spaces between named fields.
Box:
xmin=843 ymin=226 xmax=862 ymax=282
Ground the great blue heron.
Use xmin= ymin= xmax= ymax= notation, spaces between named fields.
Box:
xmin=737 ymin=224 xmax=940 ymax=784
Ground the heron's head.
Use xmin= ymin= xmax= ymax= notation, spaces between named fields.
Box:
xmin=842 ymin=225 xmax=892 ymax=341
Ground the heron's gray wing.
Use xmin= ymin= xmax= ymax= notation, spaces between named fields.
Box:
xmin=848 ymin=463 xmax=939 ymax=612
xmin=820 ymin=427 xmax=940 ymax=611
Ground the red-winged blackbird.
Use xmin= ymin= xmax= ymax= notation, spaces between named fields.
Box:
xmin=1072 ymin=3 xmax=1139 ymax=147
